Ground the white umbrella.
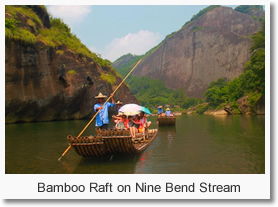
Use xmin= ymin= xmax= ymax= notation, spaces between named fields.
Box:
xmin=119 ymin=103 xmax=142 ymax=116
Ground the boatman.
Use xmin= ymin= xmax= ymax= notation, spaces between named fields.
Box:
xmin=157 ymin=106 xmax=163 ymax=115
xmin=94 ymin=92 xmax=115 ymax=130
xmin=116 ymin=100 xmax=123 ymax=112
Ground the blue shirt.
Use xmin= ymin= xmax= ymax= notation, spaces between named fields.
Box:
xmin=117 ymin=105 xmax=122 ymax=112
xmin=165 ymin=110 xmax=171 ymax=116
xmin=94 ymin=102 xmax=115 ymax=127
xmin=157 ymin=108 xmax=163 ymax=114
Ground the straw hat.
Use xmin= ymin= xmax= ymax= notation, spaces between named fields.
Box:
xmin=116 ymin=101 xmax=123 ymax=105
xmin=158 ymin=106 xmax=163 ymax=108
xmin=94 ymin=92 xmax=107 ymax=99
xmin=166 ymin=108 xmax=170 ymax=111
xmin=116 ymin=112 xmax=123 ymax=116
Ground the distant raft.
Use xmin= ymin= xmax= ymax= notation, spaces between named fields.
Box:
xmin=67 ymin=128 xmax=158 ymax=158
xmin=157 ymin=115 xmax=176 ymax=126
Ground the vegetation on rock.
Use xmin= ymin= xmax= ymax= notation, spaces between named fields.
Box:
xmin=5 ymin=5 xmax=113 ymax=71
xmin=203 ymin=21 xmax=265 ymax=112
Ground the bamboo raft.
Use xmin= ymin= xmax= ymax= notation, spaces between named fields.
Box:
xmin=67 ymin=128 xmax=158 ymax=158
xmin=157 ymin=115 xmax=176 ymax=126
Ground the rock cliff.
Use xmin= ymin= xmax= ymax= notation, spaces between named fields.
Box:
xmin=5 ymin=6 xmax=137 ymax=123
xmin=132 ymin=7 xmax=262 ymax=98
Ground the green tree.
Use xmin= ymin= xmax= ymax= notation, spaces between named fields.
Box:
xmin=203 ymin=21 xmax=265 ymax=109
xmin=203 ymin=78 xmax=229 ymax=107
xmin=181 ymin=98 xmax=203 ymax=109
xmin=234 ymin=5 xmax=263 ymax=14
xmin=241 ymin=22 xmax=265 ymax=94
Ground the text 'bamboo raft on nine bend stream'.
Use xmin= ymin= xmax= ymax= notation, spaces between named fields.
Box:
xmin=67 ymin=128 xmax=158 ymax=158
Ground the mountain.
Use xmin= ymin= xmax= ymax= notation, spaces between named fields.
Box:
xmin=5 ymin=6 xmax=138 ymax=123
xmin=114 ymin=6 xmax=263 ymax=98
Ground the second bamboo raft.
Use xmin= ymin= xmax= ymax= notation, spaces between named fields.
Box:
xmin=157 ymin=115 xmax=176 ymax=126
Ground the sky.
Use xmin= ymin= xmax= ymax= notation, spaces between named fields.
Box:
xmin=46 ymin=5 xmax=238 ymax=62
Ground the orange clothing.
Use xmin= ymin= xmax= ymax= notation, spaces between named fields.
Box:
xmin=123 ymin=119 xmax=129 ymax=129
xmin=139 ymin=116 xmax=147 ymax=132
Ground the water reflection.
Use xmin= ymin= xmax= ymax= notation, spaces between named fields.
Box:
xmin=134 ymin=126 xmax=177 ymax=174
xmin=160 ymin=126 xmax=176 ymax=142
xmin=72 ymin=156 xmax=138 ymax=174
xmin=136 ymin=153 xmax=147 ymax=174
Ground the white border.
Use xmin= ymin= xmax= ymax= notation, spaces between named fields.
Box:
xmin=1 ymin=0 xmax=271 ymax=201
xmin=1 ymin=174 xmax=270 ymax=199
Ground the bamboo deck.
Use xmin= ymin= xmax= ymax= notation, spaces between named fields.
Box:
xmin=67 ymin=128 xmax=158 ymax=158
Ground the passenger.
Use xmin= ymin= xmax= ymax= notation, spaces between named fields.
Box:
xmin=128 ymin=115 xmax=140 ymax=139
xmin=112 ymin=113 xmax=129 ymax=129
xmin=94 ymin=92 xmax=115 ymax=130
xmin=138 ymin=112 xmax=152 ymax=141
xmin=112 ymin=113 xmax=125 ymax=129
xmin=139 ymin=112 xmax=151 ymax=133
xmin=165 ymin=108 xmax=173 ymax=116
xmin=122 ymin=115 xmax=129 ymax=129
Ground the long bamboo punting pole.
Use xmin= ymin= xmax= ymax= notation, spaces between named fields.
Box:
xmin=58 ymin=59 xmax=142 ymax=161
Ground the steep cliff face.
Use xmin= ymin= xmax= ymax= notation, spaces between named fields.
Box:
xmin=133 ymin=7 xmax=262 ymax=98
xmin=5 ymin=6 xmax=137 ymax=123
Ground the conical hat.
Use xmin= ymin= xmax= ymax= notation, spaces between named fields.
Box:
xmin=116 ymin=101 xmax=123 ymax=105
xmin=95 ymin=92 xmax=107 ymax=98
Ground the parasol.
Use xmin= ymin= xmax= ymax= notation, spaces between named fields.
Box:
xmin=140 ymin=106 xmax=152 ymax=115
xmin=119 ymin=103 xmax=142 ymax=116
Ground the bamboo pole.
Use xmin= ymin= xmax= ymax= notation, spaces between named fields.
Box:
xmin=58 ymin=59 xmax=142 ymax=161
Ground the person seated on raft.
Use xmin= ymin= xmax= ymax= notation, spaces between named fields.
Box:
xmin=112 ymin=113 xmax=124 ymax=129
xmin=138 ymin=112 xmax=152 ymax=138
xmin=165 ymin=108 xmax=173 ymax=116
xmin=128 ymin=115 xmax=141 ymax=139
xmin=112 ymin=113 xmax=129 ymax=129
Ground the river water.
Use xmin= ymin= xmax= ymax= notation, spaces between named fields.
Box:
xmin=5 ymin=115 xmax=265 ymax=174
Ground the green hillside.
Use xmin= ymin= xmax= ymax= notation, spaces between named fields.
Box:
xmin=5 ymin=5 xmax=112 ymax=69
